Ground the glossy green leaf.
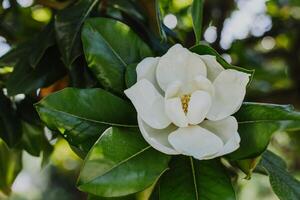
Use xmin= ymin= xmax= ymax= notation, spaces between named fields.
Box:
xmin=135 ymin=0 xmax=166 ymax=41
xmin=81 ymin=17 xmax=152 ymax=94
xmin=0 ymin=22 xmax=55 ymax=68
xmin=235 ymin=156 xmax=261 ymax=179
xmin=0 ymin=139 xmax=22 ymax=195
xmin=88 ymin=185 xmax=155 ymax=200
xmin=6 ymin=47 xmax=66 ymax=96
xmin=259 ymin=151 xmax=300 ymax=200
xmin=35 ymin=88 xmax=137 ymax=154
xmin=107 ymin=0 xmax=144 ymax=22
xmin=0 ymin=91 xmax=22 ymax=147
xmin=28 ymin=23 xmax=56 ymax=68
xmin=55 ymin=0 xmax=100 ymax=67
xmin=191 ymin=0 xmax=203 ymax=44
xmin=125 ymin=63 xmax=137 ymax=88
xmin=229 ymin=102 xmax=300 ymax=160
xmin=190 ymin=44 xmax=254 ymax=77
xmin=157 ymin=156 xmax=235 ymax=200
xmin=21 ymin=121 xmax=53 ymax=158
xmin=0 ymin=45 xmax=28 ymax=67
xmin=77 ymin=127 xmax=170 ymax=197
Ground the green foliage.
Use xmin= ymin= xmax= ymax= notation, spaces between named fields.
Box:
xmin=0 ymin=139 xmax=22 ymax=195
xmin=35 ymin=88 xmax=137 ymax=155
xmin=155 ymin=156 xmax=235 ymax=200
xmin=230 ymin=103 xmax=300 ymax=160
xmin=0 ymin=91 xmax=22 ymax=147
xmin=125 ymin=63 xmax=138 ymax=88
xmin=6 ymin=47 xmax=66 ymax=96
xmin=191 ymin=0 xmax=203 ymax=44
xmin=259 ymin=151 xmax=300 ymax=200
xmin=1 ymin=23 xmax=66 ymax=96
xmin=77 ymin=127 xmax=170 ymax=197
xmin=81 ymin=18 xmax=152 ymax=94
xmin=0 ymin=0 xmax=299 ymax=199
xmin=55 ymin=0 xmax=100 ymax=67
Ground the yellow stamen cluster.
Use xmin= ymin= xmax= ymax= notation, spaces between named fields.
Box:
xmin=181 ymin=94 xmax=191 ymax=114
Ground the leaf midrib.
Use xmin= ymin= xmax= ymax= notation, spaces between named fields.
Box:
xmin=262 ymin=158 xmax=300 ymax=197
xmin=238 ymin=119 xmax=300 ymax=124
xmin=190 ymin=157 xmax=199 ymax=200
xmin=80 ymin=145 xmax=152 ymax=186
xmin=67 ymin=0 xmax=100 ymax=60
xmin=36 ymin=104 xmax=138 ymax=127
xmin=86 ymin=22 xmax=128 ymax=66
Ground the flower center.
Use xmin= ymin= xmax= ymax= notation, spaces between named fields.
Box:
xmin=180 ymin=94 xmax=191 ymax=114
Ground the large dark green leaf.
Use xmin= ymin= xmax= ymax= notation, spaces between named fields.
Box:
xmin=35 ymin=88 xmax=137 ymax=154
xmin=28 ymin=23 xmax=56 ymax=68
xmin=235 ymin=156 xmax=261 ymax=179
xmin=0 ymin=91 xmax=22 ymax=147
xmin=0 ymin=45 xmax=28 ymax=67
xmin=20 ymin=121 xmax=53 ymax=158
xmin=81 ymin=17 xmax=152 ymax=94
xmin=6 ymin=47 xmax=66 ymax=96
xmin=0 ymin=139 xmax=22 ymax=195
xmin=136 ymin=0 xmax=166 ymax=40
xmin=229 ymin=102 xmax=300 ymax=160
xmin=191 ymin=0 xmax=203 ymax=44
xmin=88 ymin=185 xmax=155 ymax=200
xmin=77 ymin=127 xmax=170 ymax=197
xmin=55 ymin=0 xmax=100 ymax=67
xmin=107 ymin=0 xmax=144 ymax=22
xmin=125 ymin=63 xmax=137 ymax=88
xmin=156 ymin=156 xmax=235 ymax=200
xmin=190 ymin=44 xmax=254 ymax=77
xmin=0 ymin=22 xmax=55 ymax=68
xmin=258 ymin=151 xmax=300 ymax=200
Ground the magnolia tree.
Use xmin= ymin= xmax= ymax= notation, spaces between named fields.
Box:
xmin=0 ymin=0 xmax=300 ymax=200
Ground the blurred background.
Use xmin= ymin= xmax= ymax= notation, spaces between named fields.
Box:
xmin=0 ymin=0 xmax=300 ymax=199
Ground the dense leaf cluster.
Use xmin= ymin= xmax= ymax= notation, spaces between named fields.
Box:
xmin=0 ymin=0 xmax=299 ymax=199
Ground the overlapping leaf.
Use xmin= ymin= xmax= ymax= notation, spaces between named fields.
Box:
xmin=259 ymin=151 xmax=300 ymax=200
xmin=81 ymin=17 xmax=152 ymax=94
xmin=0 ymin=22 xmax=67 ymax=96
xmin=0 ymin=91 xmax=22 ymax=147
xmin=191 ymin=0 xmax=203 ymax=44
xmin=6 ymin=47 xmax=66 ymax=96
xmin=55 ymin=0 xmax=100 ymax=67
xmin=155 ymin=156 xmax=235 ymax=200
xmin=77 ymin=127 xmax=170 ymax=197
xmin=229 ymin=102 xmax=300 ymax=160
xmin=0 ymin=139 xmax=22 ymax=195
xmin=0 ymin=22 xmax=55 ymax=68
xmin=35 ymin=88 xmax=137 ymax=155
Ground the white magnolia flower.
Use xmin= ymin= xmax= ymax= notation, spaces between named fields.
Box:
xmin=124 ymin=44 xmax=250 ymax=160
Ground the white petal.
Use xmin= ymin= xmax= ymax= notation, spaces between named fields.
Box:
xmin=168 ymin=126 xmax=223 ymax=160
xmin=165 ymin=97 xmax=188 ymax=127
xmin=169 ymin=75 xmax=214 ymax=96
xmin=193 ymin=75 xmax=214 ymax=96
xmin=207 ymin=69 xmax=250 ymax=121
xmin=199 ymin=55 xmax=224 ymax=81
xmin=124 ymin=79 xmax=171 ymax=129
xmin=201 ymin=116 xmax=240 ymax=156
xmin=165 ymin=81 xmax=182 ymax=99
xmin=156 ymin=44 xmax=207 ymax=91
xmin=136 ymin=57 xmax=162 ymax=93
xmin=138 ymin=117 xmax=179 ymax=155
xmin=187 ymin=91 xmax=211 ymax=125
